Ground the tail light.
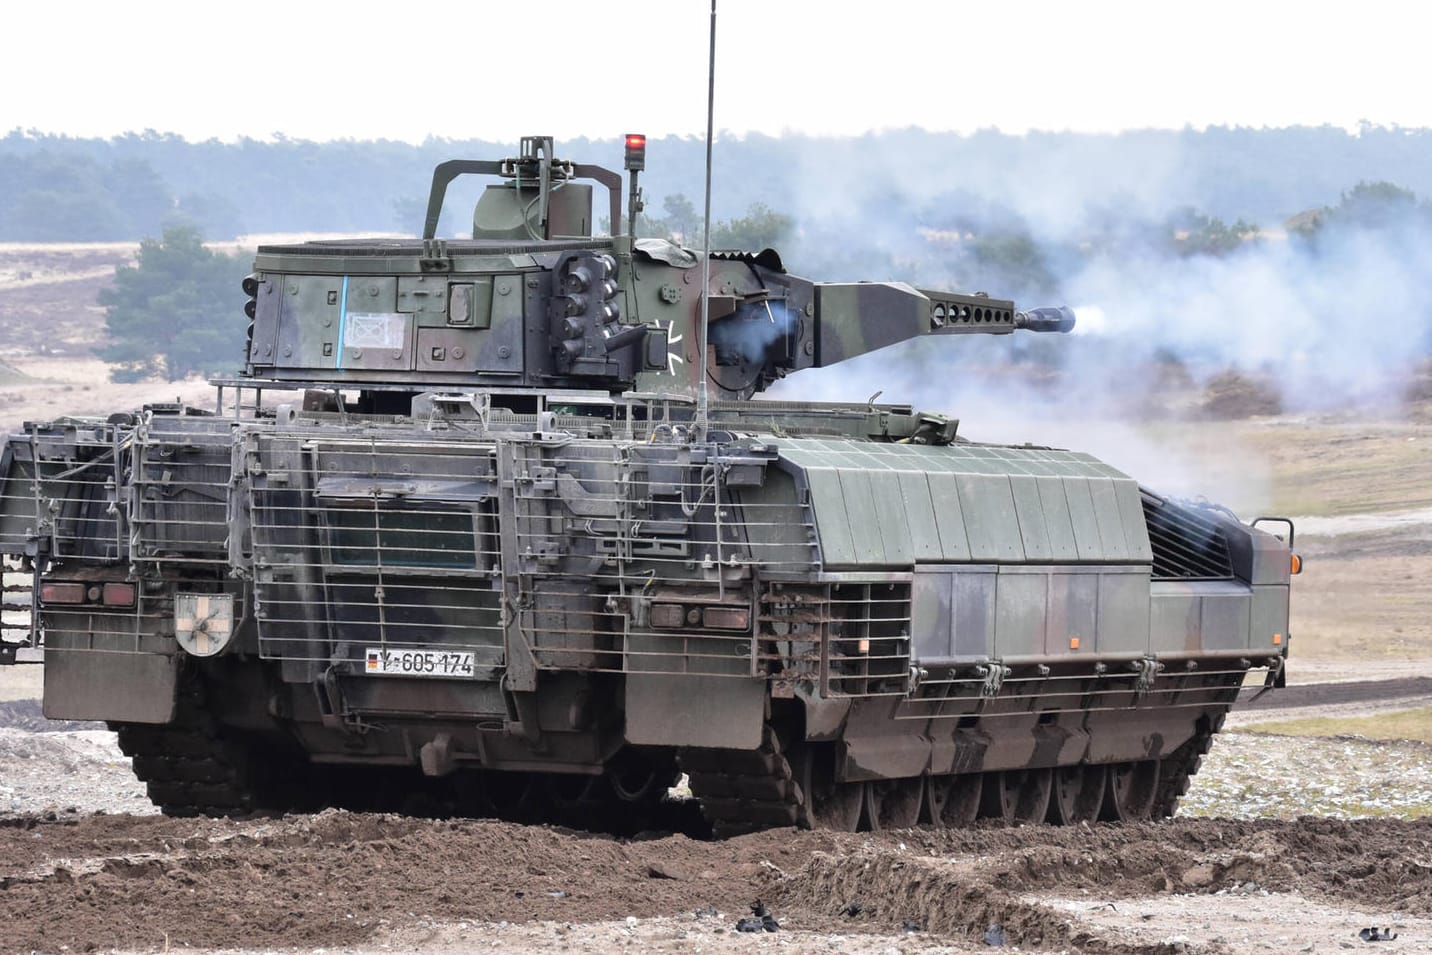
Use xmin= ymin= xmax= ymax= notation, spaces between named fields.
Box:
xmin=649 ymin=602 xmax=750 ymax=631
xmin=102 ymin=582 xmax=137 ymax=607
xmin=38 ymin=579 xmax=138 ymax=607
xmin=700 ymin=606 xmax=750 ymax=631
xmin=649 ymin=603 xmax=688 ymax=629
xmin=39 ymin=581 xmax=86 ymax=605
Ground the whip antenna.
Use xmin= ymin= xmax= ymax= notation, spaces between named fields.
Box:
xmin=697 ymin=0 xmax=717 ymax=436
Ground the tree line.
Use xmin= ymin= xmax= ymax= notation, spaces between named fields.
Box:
xmin=8 ymin=124 xmax=1432 ymax=241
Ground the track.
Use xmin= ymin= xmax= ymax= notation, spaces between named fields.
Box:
xmin=17 ymin=671 xmax=1430 ymax=840
xmin=679 ymin=718 xmax=1223 ymax=836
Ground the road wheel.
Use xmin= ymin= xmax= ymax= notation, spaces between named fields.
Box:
xmin=863 ymin=777 xmax=922 ymax=831
xmin=1048 ymin=764 xmax=1106 ymax=824
xmin=978 ymin=770 xmax=1015 ymax=823
xmin=932 ymin=773 xmax=982 ymax=828
xmin=1009 ymin=768 xmax=1052 ymax=825
xmin=1100 ymin=761 xmax=1159 ymax=821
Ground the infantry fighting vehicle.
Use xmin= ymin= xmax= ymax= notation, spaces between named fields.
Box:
xmin=0 ymin=137 xmax=1296 ymax=834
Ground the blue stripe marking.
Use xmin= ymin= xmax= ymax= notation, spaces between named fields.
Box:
xmin=336 ymin=275 xmax=349 ymax=368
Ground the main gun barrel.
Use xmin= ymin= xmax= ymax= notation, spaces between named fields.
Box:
xmin=805 ymin=282 xmax=1076 ymax=371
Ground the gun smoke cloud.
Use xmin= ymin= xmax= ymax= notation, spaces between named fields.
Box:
xmin=753 ymin=136 xmax=1432 ymax=512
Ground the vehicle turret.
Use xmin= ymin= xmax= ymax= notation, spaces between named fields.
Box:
xmin=236 ymin=136 xmax=1074 ymax=407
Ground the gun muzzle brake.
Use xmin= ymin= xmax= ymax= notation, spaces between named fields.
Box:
xmin=1013 ymin=305 xmax=1076 ymax=333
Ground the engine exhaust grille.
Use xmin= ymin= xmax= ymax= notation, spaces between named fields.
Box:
xmin=1142 ymin=493 xmax=1235 ymax=580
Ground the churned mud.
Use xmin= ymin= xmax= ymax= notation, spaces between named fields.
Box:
xmin=2 ymin=681 xmax=1431 ymax=953
xmin=0 ymin=812 xmax=1428 ymax=954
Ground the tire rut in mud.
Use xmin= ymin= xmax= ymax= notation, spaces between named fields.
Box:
xmin=0 ymin=812 xmax=1427 ymax=954
xmin=781 ymin=817 xmax=1432 ymax=952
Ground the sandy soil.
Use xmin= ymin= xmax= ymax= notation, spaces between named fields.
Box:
xmin=0 ymin=248 xmax=129 ymax=358
xmin=1294 ymin=505 xmax=1432 ymax=537
xmin=0 ymin=665 xmax=40 ymax=702
xmin=0 ymin=240 xmax=406 ymax=434
xmin=1287 ymin=533 xmax=1432 ymax=665
xmin=0 ymin=243 xmax=222 ymax=432
xmin=0 ymin=356 xmax=217 ymax=434
xmin=1145 ymin=411 xmax=1432 ymax=518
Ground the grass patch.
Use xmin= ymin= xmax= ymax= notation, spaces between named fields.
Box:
xmin=1241 ymin=707 xmax=1432 ymax=743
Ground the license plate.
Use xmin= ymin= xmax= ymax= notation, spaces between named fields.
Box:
xmin=364 ymin=647 xmax=476 ymax=678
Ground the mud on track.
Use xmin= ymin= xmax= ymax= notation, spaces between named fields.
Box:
xmin=0 ymin=811 xmax=1427 ymax=954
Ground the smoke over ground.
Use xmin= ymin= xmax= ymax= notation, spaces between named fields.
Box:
xmin=773 ymin=341 xmax=1274 ymax=511
xmin=1063 ymin=223 xmax=1432 ymax=406
xmin=763 ymin=156 xmax=1432 ymax=511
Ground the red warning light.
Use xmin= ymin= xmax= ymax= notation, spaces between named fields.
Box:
xmin=624 ymin=133 xmax=647 ymax=171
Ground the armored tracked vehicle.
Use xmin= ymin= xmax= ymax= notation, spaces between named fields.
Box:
xmin=0 ymin=137 xmax=1297 ymax=834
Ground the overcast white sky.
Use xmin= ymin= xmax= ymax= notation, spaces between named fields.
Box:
xmin=3 ymin=0 xmax=1426 ymax=142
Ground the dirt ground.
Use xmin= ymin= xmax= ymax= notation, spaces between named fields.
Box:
xmin=0 ymin=806 xmax=1428 ymax=955
xmin=1 ymin=243 xmax=1430 ymax=955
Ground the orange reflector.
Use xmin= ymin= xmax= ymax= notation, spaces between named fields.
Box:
xmin=1273 ymin=633 xmax=1283 ymax=645
xmin=39 ymin=581 xmax=86 ymax=605
xmin=1290 ymin=554 xmax=1303 ymax=575
xmin=1069 ymin=636 xmax=1080 ymax=650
